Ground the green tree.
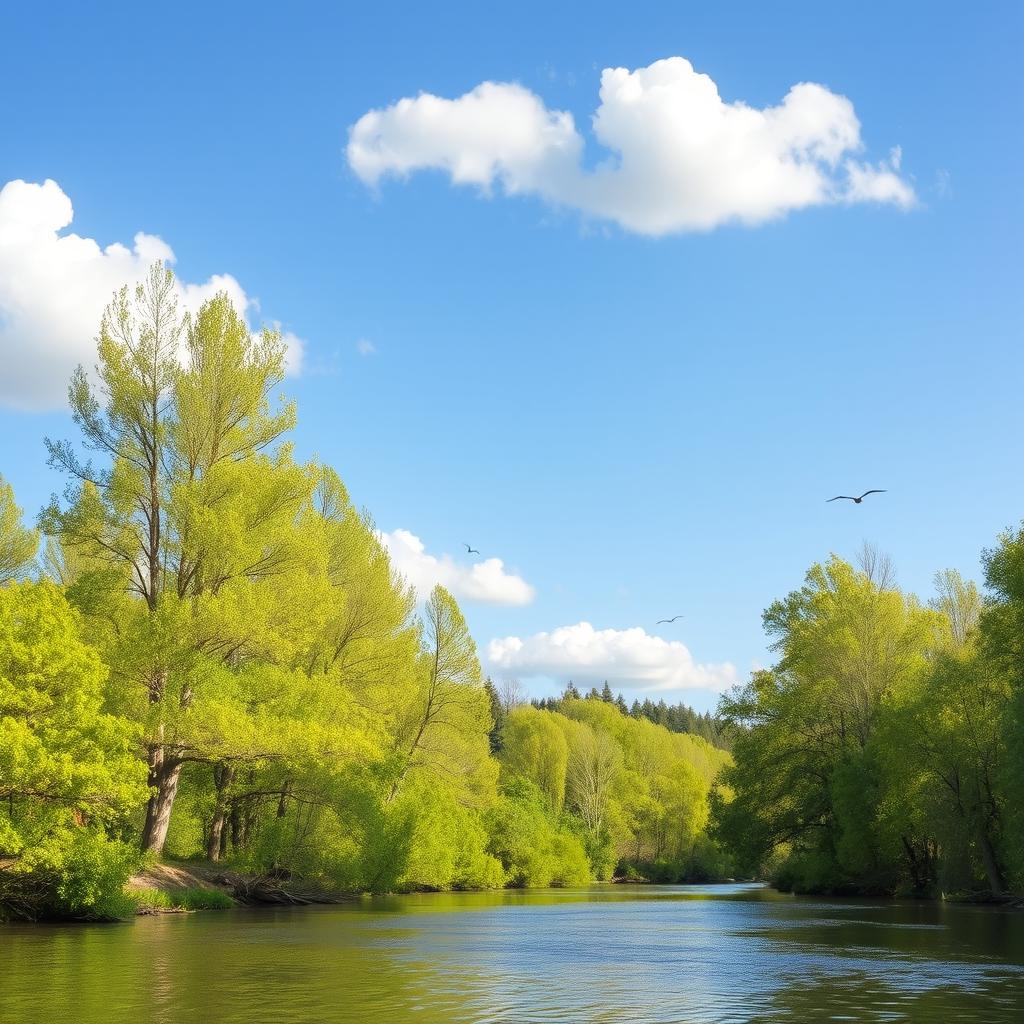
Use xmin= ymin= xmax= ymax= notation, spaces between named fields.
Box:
xmin=484 ymin=678 xmax=505 ymax=754
xmin=716 ymin=556 xmax=937 ymax=892
xmin=501 ymin=705 xmax=569 ymax=813
xmin=980 ymin=526 xmax=1024 ymax=888
xmin=0 ymin=582 xmax=147 ymax=919
xmin=388 ymin=586 xmax=495 ymax=808
xmin=44 ymin=266 xmax=307 ymax=853
xmin=0 ymin=476 xmax=38 ymax=583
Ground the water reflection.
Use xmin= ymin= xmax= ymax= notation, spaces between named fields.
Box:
xmin=1 ymin=884 xmax=1022 ymax=1023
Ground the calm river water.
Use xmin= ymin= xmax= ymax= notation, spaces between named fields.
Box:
xmin=2 ymin=883 xmax=1023 ymax=1023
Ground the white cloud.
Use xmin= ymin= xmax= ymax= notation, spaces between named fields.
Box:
xmin=356 ymin=338 xmax=377 ymax=356
xmin=486 ymin=621 xmax=738 ymax=692
xmin=845 ymin=146 xmax=915 ymax=206
xmin=348 ymin=56 xmax=915 ymax=235
xmin=377 ymin=528 xmax=535 ymax=606
xmin=0 ymin=178 xmax=303 ymax=411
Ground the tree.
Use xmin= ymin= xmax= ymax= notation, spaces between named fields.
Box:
xmin=980 ymin=526 xmax=1024 ymax=889
xmin=0 ymin=582 xmax=146 ymax=918
xmin=483 ymin=678 xmax=505 ymax=754
xmin=498 ymin=677 xmax=525 ymax=713
xmin=501 ymin=705 xmax=569 ymax=812
xmin=44 ymin=266 xmax=307 ymax=853
xmin=566 ymin=725 xmax=621 ymax=835
xmin=930 ymin=569 xmax=982 ymax=647
xmin=716 ymin=557 xmax=937 ymax=892
xmin=0 ymin=476 xmax=38 ymax=583
xmin=880 ymin=643 xmax=1009 ymax=894
xmin=388 ymin=586 xmax=494 ymax=807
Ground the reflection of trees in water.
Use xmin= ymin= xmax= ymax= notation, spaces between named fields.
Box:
xmin=4 ymin=892 xmax=1024 ymax=1023
xmin=749 ymin=969 xmax=1024 ymax=1024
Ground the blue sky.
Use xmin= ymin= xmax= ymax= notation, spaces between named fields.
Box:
xmin=2 ymin=1 xmax=1022 ymax=710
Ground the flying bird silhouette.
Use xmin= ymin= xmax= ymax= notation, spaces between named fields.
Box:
xmin=656 ymin=615 xmax=685 ymax=624
xmin=463 ymin=543 xmax=480 ymax=555
xmin=827 ymin=490 xmax=887 ymax=504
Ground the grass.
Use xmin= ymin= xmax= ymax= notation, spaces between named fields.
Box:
xmin=128 ymin=885 xmax=234 ymax=913
xmin=176 ymin=887 xmax=235 ymax=910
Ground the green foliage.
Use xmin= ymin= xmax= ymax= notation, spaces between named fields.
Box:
xmin=715 ymin=552 xmax=1024 ymax=898
xmin=501 ymin=705 xmax=569 ymax=812
xmin=0 ymin=476 xmax=38 ymax=583
xmin=980 ymin=526 xmax=1024 ymax=889
xmin=484 ymin=778 xmax=590 ymax=887
xmin=499 ymin=696 xmax=730 ymax=882
xmin=0 ymin=581 xmax=147 ymax=919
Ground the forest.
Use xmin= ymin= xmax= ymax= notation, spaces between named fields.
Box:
xmin=2 ymin=266 xmax=1022 ymax=921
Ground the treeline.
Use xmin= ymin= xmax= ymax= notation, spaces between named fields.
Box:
xmin=489 ymin=689 xmax=731 ymax=882
xmin=713 ymin=548 xmax=1024 ymax=899
xmin=0 ymin=266 xmax=732 ymax=920
xmin=530 ymin=682 xmax=731 ymax=750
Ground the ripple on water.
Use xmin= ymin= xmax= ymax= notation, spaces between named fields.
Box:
xmin=1 ymin=886 xmax=1023 ymax=1023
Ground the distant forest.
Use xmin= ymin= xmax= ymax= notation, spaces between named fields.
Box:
xmin=529 ymin=684 xmax=732 ymax=751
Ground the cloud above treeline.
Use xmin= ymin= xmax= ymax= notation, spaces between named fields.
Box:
xmin=0 ymin=178 xmax=303 ymax=411
xmin=377 ymin=528 xmax=536 ymax=606
xmin=348 ymin=56 xmax=914 ymax=235
xmin=486 ymin=621 xmax=738 ymax=692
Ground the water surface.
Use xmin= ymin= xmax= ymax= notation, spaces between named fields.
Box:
xmin=3 ymin=883 xmax=1023 ymax=1022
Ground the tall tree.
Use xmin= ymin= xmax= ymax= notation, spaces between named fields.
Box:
xmin=980 ymin=526 xmax=1024 ymax=888
xmin=716 ymin=557 xmax=937 ymax=890
xmin=388 ymin=586 xmax=494 ymax=806
xmin=44 ymin=265 xmax=306 ymax=852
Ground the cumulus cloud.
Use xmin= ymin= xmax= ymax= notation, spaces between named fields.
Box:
xmin=356 ymin=338 xmax=377 ymax=356
xmin=378 ymin=528 xmax=535 ymax=606
xmin=348 ymin=56 xmax=915 ymax=235
xmin=0 ymin=178 xmax=303 ymax=411
xmin=486 ymin=621 xmax=738 ymax=692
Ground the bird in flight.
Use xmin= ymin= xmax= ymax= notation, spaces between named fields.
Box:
xmin=827 ymin=490 xmax=887 ymax=504
xmin=463 ymin=543 xmax=480 ymax=555
xmin=656 ymin=615 xmax=685 ymax=624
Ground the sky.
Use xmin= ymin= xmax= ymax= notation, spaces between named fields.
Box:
xmin=1 ymin=1 xmax=1022 ymax=711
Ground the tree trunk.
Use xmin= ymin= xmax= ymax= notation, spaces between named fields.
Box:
xmin=207 ymin=763 xmax=235 ymax=861
xmin=229 ymin=798 xmax=242 ymax=852
xmin=141 ymin=745 xmax=183 ymax=854
xmin=978 ymin=829 xmax=1005 ymax=895
xmin=277 ymin=780 xmax=292 ymax=818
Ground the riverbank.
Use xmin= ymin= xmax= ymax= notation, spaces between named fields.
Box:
xmin=126 ymin=860 xmax=352 ymax=916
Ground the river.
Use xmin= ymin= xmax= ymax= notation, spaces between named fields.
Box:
xmin=2 ymin=883 xmax=1022 ymax=1022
